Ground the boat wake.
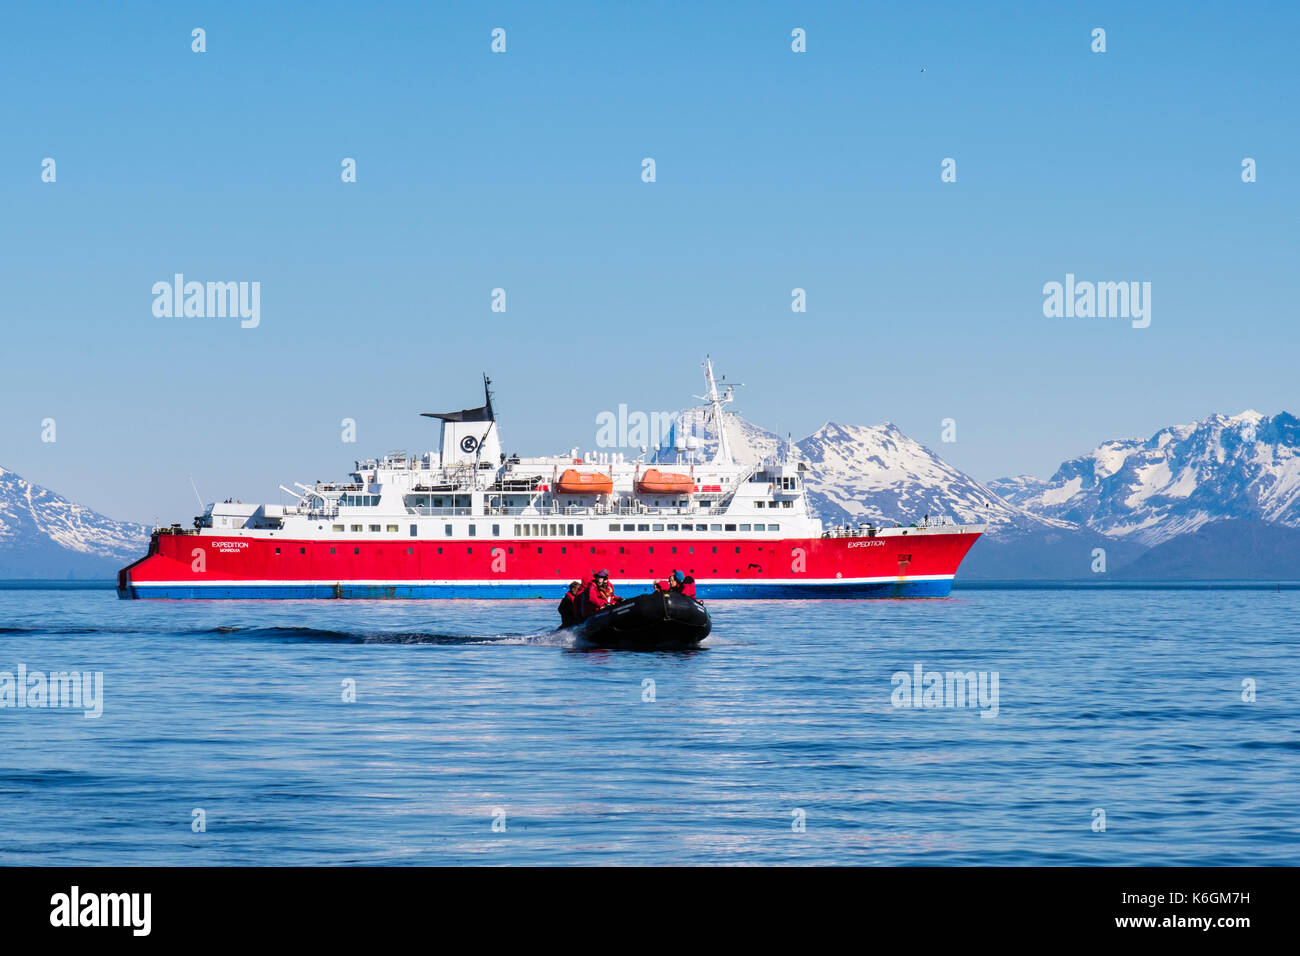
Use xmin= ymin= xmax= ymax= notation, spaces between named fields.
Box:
xmin=212 ymin=625 xmax=574 ymax=646
xmin=0 ymin=623 xmax=574 ymax=645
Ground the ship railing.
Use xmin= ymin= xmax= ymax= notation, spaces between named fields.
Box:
xmin=484 ymin=504 xmax=561 ymax=516
xmin=820 ymin=516 xmax=958 ymax=537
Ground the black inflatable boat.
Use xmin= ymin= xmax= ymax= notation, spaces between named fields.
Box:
xmin=567 ymin=590 xmax=711 ymax=649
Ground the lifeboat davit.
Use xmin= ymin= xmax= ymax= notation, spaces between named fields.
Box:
xmin=556 ymin=469 xmax=613 ymax=495
xmin=635 ymin=469 xmax=695 ymax=495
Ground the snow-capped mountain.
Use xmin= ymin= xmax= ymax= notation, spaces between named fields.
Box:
xmin=0 ymin=465 xmax=152 ymax=577
xmin=793 ymin=422 xmax=1075 ymax=533
xmin=654 ymin=408 xmax=1061 ymax=533
xmin=990 ymin=411 xmax=1300 ymax=546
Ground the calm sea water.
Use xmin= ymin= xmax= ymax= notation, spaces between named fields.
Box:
xmin=1 ymin=584 xmax=1297 ymax=865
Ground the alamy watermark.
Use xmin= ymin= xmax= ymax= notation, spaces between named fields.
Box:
xmin=595 ymin=404 xmax=679 ymax=450
xmin=891 ymin=663 xmax=999 ymax=718
xmin=1042 ymin=273 xmax=1150 ymax=328
xmin=0 ymin=664 xmax=103 ymax=718
xmin=152 ymin=273 xmax=260 ymax=328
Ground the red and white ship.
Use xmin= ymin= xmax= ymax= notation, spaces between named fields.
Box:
xmin=118 ymin=360 xmax=984 ymax=600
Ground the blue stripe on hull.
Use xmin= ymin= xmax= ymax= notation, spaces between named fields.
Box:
xmin=117 ymin=579 xmax=953 ymax=600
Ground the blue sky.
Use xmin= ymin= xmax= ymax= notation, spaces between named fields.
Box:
xmin=2 ymin=1 xmax=1296 ymax=524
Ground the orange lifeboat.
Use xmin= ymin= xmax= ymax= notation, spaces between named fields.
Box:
xmin=556 ymin=469 xmax=613 ymax=495
xmin=636 ymin=469 xmax=695 ymax=495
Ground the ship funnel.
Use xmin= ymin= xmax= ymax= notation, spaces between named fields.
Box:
xmin=421 ymin=375 xmax=502 ymax=469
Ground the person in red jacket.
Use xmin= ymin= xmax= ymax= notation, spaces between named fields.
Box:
xmin=584 ymin=570 xmax=618 ymax=616
xmin=671 ymin=569 xmax=697 ymax=598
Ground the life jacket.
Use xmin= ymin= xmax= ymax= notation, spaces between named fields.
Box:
xmin=575 ymin=576 xmax=594 ymax=618
xmin=585 ymin=580 xmax=610 ymax=615
xmin=681 ymin=580 xmax=697 ymax=598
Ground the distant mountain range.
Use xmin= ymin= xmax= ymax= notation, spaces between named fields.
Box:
xmin=659 ymin=405 xmax=1300 ymax=580
xmin=4 ymin=407 xmax=1297 ymax=580
xmin=0 ymin=466 xmax=150 ymax=578
xmin=987 ymin=411 xmax=1300 ymax=546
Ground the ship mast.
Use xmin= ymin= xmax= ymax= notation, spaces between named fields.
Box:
xmin=697 ymin=356 xmax=740 ymax=466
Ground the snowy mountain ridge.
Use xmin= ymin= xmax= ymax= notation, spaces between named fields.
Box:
xmin=0 ymin=465 xmax=151 ymax=576
xmin=988 ymin=410 xmax=1300 ymax=546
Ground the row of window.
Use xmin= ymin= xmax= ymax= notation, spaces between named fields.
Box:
xmin=340 ymin=494 xmax=381 ymax=507
xmin=514 ymin=523 xmax=585 ymax=536
xmin=276 ymin=543 xmax=773 ymax=558
xmin=326 ymin=522 xmax=781 ymax=536
xmin=607 ymin=522 xmax=780 ymax=532
xmin=753 ymin=500 xmax=794 ymax=509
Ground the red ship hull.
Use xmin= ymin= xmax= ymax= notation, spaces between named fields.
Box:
xmin=117 ymin=528 xmax=983 ymax=599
